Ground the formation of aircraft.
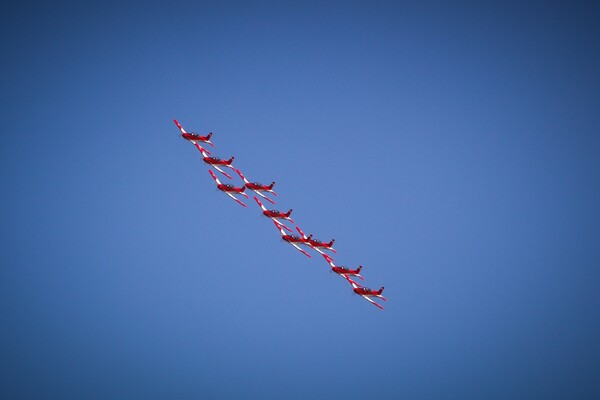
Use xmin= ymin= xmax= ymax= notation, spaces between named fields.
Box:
xmin=175 ymin=119 xmax=386 ymax=310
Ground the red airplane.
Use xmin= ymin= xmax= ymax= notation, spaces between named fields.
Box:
xmin=272 ymin=220 xmax=312 ymax=258
xmin=254 ymin=197 xmax=294 ymax=232
xmin=322 ymin=254 xmax=364 ymax=280
xmin=194 ymin=143 xmax=235 ymax=179
xmin=234 ymin=168 xmax=277 ymax=204
xmin=174 ymin=119 xmax=215 ymax=147
xmin=295 ymin=226 xmax=336 ymax=254
xmin=208 ymin=170 xmax=248 ymax=207
xmin=344 ymin=276 xmax=386 ymax=310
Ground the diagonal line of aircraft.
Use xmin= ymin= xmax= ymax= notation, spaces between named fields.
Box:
xmin=174 ymin=119 xmax=386 ymax=310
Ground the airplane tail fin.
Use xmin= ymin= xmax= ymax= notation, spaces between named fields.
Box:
xmin=206 ymin=132 xmax=215 ymax=147
xmin=328 ymin=238 xmax=337 ymax=253
xmin=227 ymin=156 xmax=235 ymax=165
xmin=378 ymin=287 xmax=385 ymax=295
xmin=355 ymin=266 xmax=365 ymax=280
xmin=269 ymin=183 xmax=278 ymax=196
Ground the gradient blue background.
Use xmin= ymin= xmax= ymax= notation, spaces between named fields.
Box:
xmin=2 ymin=1 xmax=599 ymax=398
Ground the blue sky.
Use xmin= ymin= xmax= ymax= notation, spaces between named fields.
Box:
xmin=2 ymin=1 xmax=600 ymax=399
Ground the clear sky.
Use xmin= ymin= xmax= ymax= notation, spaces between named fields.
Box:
xmin=2 ymin=1 xmax=600 ymax=399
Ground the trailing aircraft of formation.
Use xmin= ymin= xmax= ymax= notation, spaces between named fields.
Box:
xmin=174 ymin=119 xmax=386 ymax=310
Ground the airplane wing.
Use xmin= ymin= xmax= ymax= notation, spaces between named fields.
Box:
xmin=360 ymin=295 xmax=384 ymax=310
xmin=289 ymin=242 xmax=312 ymax=258
xmin=335 ymin=272 xmax=363 ymax=282
xmin=208 ymin=169 xmax=221 ymax=185
xmin=272 ymin=220 xmax=287 ymax=235
xmin=238 ymin=187 xmax=249 ymax=199
xmin=173 ymin=119 xmax=186 ymax=134
xmin=254 ymin=196 xmax=267 ymax=211
xmin=234 ymin=168 xmax=249 ymax=183
xmin=211 ymin=165 xmax=233 ymax=180
xmin=343 ymin=275 xmax=360 ymax=289
xmin=273 ymin=219 xmax=293 ymax=233
xmin=313 ymin=246 xmax=326 ymax=255
xmin=342 ymin=272 xmax=364 ymax=281
xmin=193 ymin=142 xmax=211 ymax=156
xmin=322 ymin=253 xmax=335 ymax=267
xmin=254 ymin=190 xmax=276 ymax=204
xmin=224 ymin=191 xmax=247 ymax=207
xmin=295 ymin=226 xmax=308 ymax=239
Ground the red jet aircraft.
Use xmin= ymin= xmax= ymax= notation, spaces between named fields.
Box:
xmin=322 ymin=254 xmax=364 ymax=280
xmin=295 ymin=226 xmax=336 ymax=255
xmin=195 ymin=143 xmax=235 ymax=179
xmin=234 ymin=168 xmax=277 ymax=204
xmin=173 ymin=119 xmax=214 ymax=147
xmin=272 ymin=220 xmax=312 ymax=258
xmin=254 ymin=197 xmax=294 ymax=232
xmin=208 ymin=170 xmax=248 ymax=207
xmin=344 ymin=276 xmax=386 ymax=310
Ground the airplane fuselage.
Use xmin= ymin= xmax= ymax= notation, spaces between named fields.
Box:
xmin=217 ymin=184 xmax=244 ymax=193
xmin=353 ymin=287 xmax=381 ymax=296
xmin=182 ymin=133 xmax=210 ymax=142
xmin=332 ymin=266 xmax=359 ymax=275
xmin=246 ymin=182 xmax=271 ymax=191
xmin=264 ymin=210 xmax=288 ymax=218
xmin=308 ymin=239 xmax=333 ymax=248
xmin=282 ymin=235 xmax=308 ymax=244
xmin=203 ymin=157 xmax=232 ymax=166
